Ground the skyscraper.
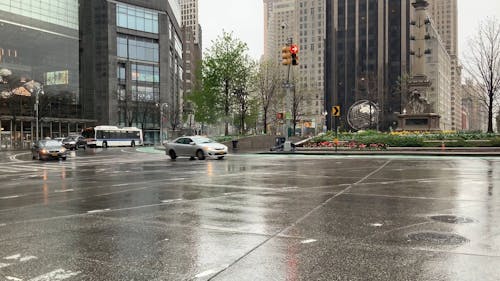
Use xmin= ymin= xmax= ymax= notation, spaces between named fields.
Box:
xmin=0 ymin=0 xmax=87 ymax=148
xmin=325 ymin=0 xmax=411 ymax=131
xmin=180 ymin=0 xmax=202 ymax=130
xmin=79 ymin=0 xmax=184 ymax=143
xmin=426 ymin=0 xmax=462 ymax=130
xmin=263 ymin=0 xmax=325 ymax=134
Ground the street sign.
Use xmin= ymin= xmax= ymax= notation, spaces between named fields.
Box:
xmin=332 ymin=106 xmax=341 ymax=117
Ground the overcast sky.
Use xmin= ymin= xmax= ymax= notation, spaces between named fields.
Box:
xmin=198 ymin=0 xmax=500 ymax=61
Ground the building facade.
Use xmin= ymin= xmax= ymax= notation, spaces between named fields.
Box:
xmin=0 ymin=0 xmax=91 ymax=149
xmin=325 ymin=0 xmax=411 ymax=131
xmin=180 ymin=0 xmax=202 ymax=131
xmin=426 ymin=0 xmax=462 ymax=130
xmin=79 ymin=0 xmax=184 ymax=143
xmin=421 ymin=19 xmax=452 ymax=130
xmin=461 ymin=79 xmax=488 ymax=132
xmin=263 ymin=0 xmax=325 ymax=135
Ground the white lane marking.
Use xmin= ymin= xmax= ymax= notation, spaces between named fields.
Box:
xmin=6 ymin=276 xmax=23 ymax=281
xmin=54 ymin=189 xmax=74 ymax=193
xmin=111 ymin=183 xmax=130 ymax=187
xmin=300 ymin=239 xmax=317 ymax=244
xmin=28 ymin=269 xmax=80 ymax=281
xmin=163 ymin=238 xmax=169 ymax=241
xmin=0 ymin=223 xmax=6 ymax=227
xmin=161 ymin=199 xmax=183 ymax=203
xmin=194 ymin=269 xmax=218 ymax=278
xmin=370 ymin=223 xmax=383 ymax=227
xmin=20 ymin=256 xmax=38 ymax=262
xmin=87 ymin=208 xmax=111 ymax=214
xmin=0 ymin=195 xmax=21 ymax=199
xmin=0 ymin=262 xmax=12 ymax=269
xmin=4 ymin=254 xmax=21 ymax=260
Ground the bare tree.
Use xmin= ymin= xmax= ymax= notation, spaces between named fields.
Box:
xmin=115 ymin=87 xmax=135 ymax=127
xmin=465 ymin=17 xmax=500 ymax=133
xmin=290 ymin=85 xmax=305 ymax=136
xmin=255 ymin=60 xmax=281 ymax=134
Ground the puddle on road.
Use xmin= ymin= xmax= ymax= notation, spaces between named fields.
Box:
xmin=430 ymin=215 xmax=475 ymax=224
xmin=407 ymin=232 xmax=469 ymax=245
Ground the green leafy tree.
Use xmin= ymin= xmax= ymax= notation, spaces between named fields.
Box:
xmin=188 ymin=68 xmax=219 ymax=131
xmin=201 ymin=31 xmax=252 ymax=136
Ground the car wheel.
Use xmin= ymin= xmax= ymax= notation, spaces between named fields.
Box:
xmin=217 ymin=156 xmax=224 ymax=160
xmin=38 ymin=153 xmax=43 ymax=161
xmin=196 ymin=149 xmax=205 ymax=160
xmin=61 ymin=157 xmax=67 ymax=161
xmin=103 ymin=141 xmax=108 ymax=148
xmin=131 ymin=141 xmax=135 ymax=147
xmin=169 ymin=150 xmax=177 ymax=160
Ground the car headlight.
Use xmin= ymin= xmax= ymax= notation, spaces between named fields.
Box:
xmin=60 ymin=148 xmax=66 ymax=153
xmin=41 ymin=149 xmax=48 ymax=154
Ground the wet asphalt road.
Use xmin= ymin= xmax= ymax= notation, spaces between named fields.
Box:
xmin=0 ymin=148 xmax=499 ymax=280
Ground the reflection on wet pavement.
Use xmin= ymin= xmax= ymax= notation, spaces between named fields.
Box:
xmin=0 ymin=151 xmax=499 ymax=280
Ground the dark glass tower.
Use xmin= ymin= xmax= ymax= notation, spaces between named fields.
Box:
xmin=325 ymin=0 xmax=411 ymax=130
xmin=79 ymin=0 xmax=184 ymax=143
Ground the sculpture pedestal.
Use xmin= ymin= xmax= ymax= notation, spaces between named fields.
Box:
xmin=396 ymin=113 xmax=441 ymax=131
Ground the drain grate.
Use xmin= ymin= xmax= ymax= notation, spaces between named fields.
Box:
xmin=408 ymin=232 xmax=469 ymax=245
xmin=430 ymin=215 xmax=474 ymax=224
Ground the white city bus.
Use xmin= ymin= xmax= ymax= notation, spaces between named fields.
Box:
xmin=81 ymin=126 xmax=143 ymax=148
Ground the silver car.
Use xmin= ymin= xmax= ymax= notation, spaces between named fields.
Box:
xmin=165 ymin=136 xmax=228 ymax=160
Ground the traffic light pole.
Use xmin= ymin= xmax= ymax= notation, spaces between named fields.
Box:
xmin=284 ymin=38 xmax=292 ymax=142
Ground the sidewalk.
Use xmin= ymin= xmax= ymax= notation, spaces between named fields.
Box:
xmin=260 ymin=146 xmax=500 ymax=157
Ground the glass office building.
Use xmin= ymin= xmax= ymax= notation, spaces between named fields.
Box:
xmin=80 ymin=0 xmax=184 ymax=144
xmin=325 ymin=0 xmax=411 ymax=131
xmin=0 ymin=0 xmax=92 ymax=149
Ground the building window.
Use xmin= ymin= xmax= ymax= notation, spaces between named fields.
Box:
xmin=131 ymin=63 xmax=159 ymax=83
xmin=117 ymin=34 xmax=159 ymax=62
xmin=117 ymin=3 xmax=159 ymax=34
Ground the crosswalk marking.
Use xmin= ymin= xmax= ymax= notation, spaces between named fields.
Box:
xmin=1 ymin=153 xmax=165 ymax=176
xmin=28 ymin=269 xmax=80 ymax=281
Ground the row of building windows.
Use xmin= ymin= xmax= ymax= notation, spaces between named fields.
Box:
xmin=0 ymin=0 xmax=78 ymax=29
xmin=117 ymin=34 xmax=159 ymax=62
xmin=116 ymin=3 xmax=159 ymax=34
xmin=117 ymin=84 xmax=159 ymax=102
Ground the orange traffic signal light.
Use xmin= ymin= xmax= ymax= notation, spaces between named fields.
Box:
xmin=281 ymin=46 xmax=291 ymax=65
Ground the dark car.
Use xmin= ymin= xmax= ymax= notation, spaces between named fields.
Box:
xmin=62 ymin=136 xmax=87 ymax=150
xmin=31 ymin=140 xmax=68 ymax=160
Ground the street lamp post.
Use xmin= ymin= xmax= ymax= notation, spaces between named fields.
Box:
xmin=25 ymin=81 xmax=44 ymax=142
xmin=322 ymin=110 xmax=328 ymax=133
xmin=158 ymin=103 xmax=168 ymax=144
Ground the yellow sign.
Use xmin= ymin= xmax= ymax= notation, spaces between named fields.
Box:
xmin=332 ymin=106 xmax=341 ymax=117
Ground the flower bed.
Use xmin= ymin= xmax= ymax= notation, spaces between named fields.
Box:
xmin=303 ymin=130 xmax=500 ymax=148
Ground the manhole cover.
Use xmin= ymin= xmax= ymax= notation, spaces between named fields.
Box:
xmin=430 ymin=215 xmax=474 ymax=224
xmin=408 ymin=232 xmax=469 ymax=245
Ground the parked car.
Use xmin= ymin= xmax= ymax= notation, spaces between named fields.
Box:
xmin=62 ymin=135 xmax=86 ymax=150
xmin=31 ymin=140 xmax=68 ymax=161
xmin=164 ymin=136 xmax=228 ymax=160
xmin=53 ymin=137 xmax=65 ymax=145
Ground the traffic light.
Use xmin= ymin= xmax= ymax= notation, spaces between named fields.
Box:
xmin=281 ymin=46 xmax=291 ymax=65
xmin=290 ymin=44 xmax=299 ymax=65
